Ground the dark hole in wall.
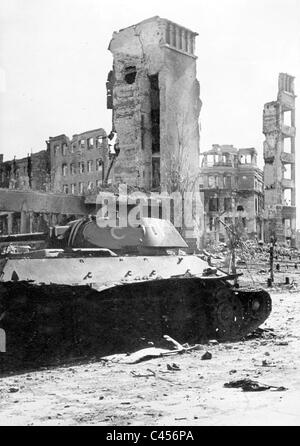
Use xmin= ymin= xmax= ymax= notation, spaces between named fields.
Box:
xmin=149 ymin=74 xmax=160 ymax=155
xmin=124 ymin=66 xmax=137 ymax=84
xmin=106 ymin=70 xmax=115 ymax=109
xmin=237 ymin=205 xmax=244 ymax=212
xmin=152 ymin=158 xmax=160 ymax=190
xmin=209 ymin=198 xmax=219 ymax=212
xmin=224 ymin=197 xmax=232 ymax=211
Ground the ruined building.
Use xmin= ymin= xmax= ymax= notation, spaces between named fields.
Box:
xmin=0 ymin=151 xmax=52 ymax=235
xmin=48 ymin=128 xmax=110 ymax=195
xmin=199 ymin=145 xmax=264 ymax=245
xmin=107 ymin=16 xmax=201 ymax=191
xmin=0 ymin=150 xmax=50 ymax=191
xmin=0 ymin=127 xmax=109 ymax=236
xmin=263 ymin=73 xmax=296 ymax=246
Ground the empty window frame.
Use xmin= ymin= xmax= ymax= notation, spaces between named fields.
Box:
xmin=224 ymin=197 xmax=232 ymax=211
xmin=283 ymin=164 xmax=292 ymax=180
xmin=224 ymin=176 xmax=231 ymax=188
xmin=87 ymin=181 xmax=94 ymax=191
xmin=96 ymin=159 xmax=103 ymax=171
xmin=70 ymin=163 xmax=76 ymax=175
xmin=206 ymin=155 xmax=214 ymax=166
xmin=283 ymin=110 xmax=292 ymax=127
xmin=62 ymin=143 xmax=68 ymax=156
xmin=283 ymin=137 xmax=292 ymax=154
xmin=87 ymin=137 xmax=94 ymax=150
xmin=124 ymin=66 xmax=137 ymax=84
xmin=79 ymin=162 xmax=85 ymax=174
xmin=96 ymin=136 xmax=104 ymax=148
xmin=87 ymin=160 xmax=93 ymax=173
xmin=208 ymin=176 xmax=215 ymax=188
xmin=79 ymin=182 xmax=84 ymax=194
xmin=209 ymin=197 xmax=219 ymax=212
xmin=62 ymin=164 xmax=68 ymax=176
xmin=283 ymin=189 xmax=292 ymax=206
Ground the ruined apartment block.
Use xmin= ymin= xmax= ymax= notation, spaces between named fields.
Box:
xmin=0 ymin=151 xmax=52 ymax=235
xmin=48 ymin=128 xmax=109 ymax=195
xmin=0 ymin=150 xmax=50 ymax=192
xmin=107 ymin=16 xmax=201 ymax=191
xmin=199 ymin=145 xmax=264 ymax=246
xmin=263 ymin=73 xmax=296 ymax=246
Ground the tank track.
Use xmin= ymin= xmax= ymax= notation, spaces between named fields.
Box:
xmin=0 ymin=279 xmax=272 ymax=373
xmin=206 ymin=284 xmax=272 ymax=341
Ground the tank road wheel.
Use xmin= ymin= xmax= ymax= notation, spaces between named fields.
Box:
xmin=210 ymin=289 xmax=244 ymax=341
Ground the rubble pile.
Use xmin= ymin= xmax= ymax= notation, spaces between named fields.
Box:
xmin=199 ymin=241 xmax=300 ymax=289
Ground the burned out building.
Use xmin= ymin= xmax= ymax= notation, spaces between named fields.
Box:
xmin=0 ymin=150 xmax=50 ymax=191
xmin=107 ymin=16 xmax=201 ymax=192
xmin=0 ymin=128 xmax=110 ymax=236
xmin=0 ymin=150 xmax=52 ymax=236
xmin=48 ymin=128 xmax=110 ymax=195
xmin=263 ymin=73 xmax=296 ymax=247
xmin=199 ymin=145 xmax=264 ymax=246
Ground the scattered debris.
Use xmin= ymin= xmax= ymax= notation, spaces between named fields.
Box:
xmin=201 ymin=351 xmax=212 ymax=360
xmin=262 ymin=360 xmax=276 ymax=367
xmin=163 ymin=335 xmax=185 ymax=350
xmin=8 ymin=388 xmax=19 ymax=393
xmin=131 ymin=369 xmax=156 ymax=378
xmin=102 ymin=336 xmax=202 ymax=364
xmin=167 ymin=363 xmax=181 ymax=371
xmin=245 ymin=327 xmax=276 ymax=340
xmin=224 ymin=379 xmax=287 ymax=392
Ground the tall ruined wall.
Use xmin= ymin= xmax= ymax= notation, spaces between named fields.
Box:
xmin=263 ymin=73 xmax=296 ymax=246
xmin=108 ymin=16 xmax=201 ymax=191
xmin=160 ymin=47 xmax=201 ymax=190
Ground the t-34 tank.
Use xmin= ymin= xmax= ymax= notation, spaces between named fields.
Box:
xmin=0 ymin=216 xmax=271 ymax=372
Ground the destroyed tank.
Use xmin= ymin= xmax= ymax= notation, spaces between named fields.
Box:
xmin=0 ymin=216 xmax=271 ymax=372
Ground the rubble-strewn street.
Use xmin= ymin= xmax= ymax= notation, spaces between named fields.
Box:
xmin=0 ymin=290 xmax=299 ymax=426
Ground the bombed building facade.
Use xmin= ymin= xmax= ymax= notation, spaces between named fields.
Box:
xmin=48 ymin=128 xmax=110 ymax=195
xmin=199 ymin=145 xmax=264 ymax=245
xmin=0 ymin=127 xmax=109 ymax=236
xmin=0 ymin=150 xmax=50 ymax=192
xmin=107 ymin=16 xmax=201 ymax=192
xmin=263 ymin=73 xmax=296 ymax=247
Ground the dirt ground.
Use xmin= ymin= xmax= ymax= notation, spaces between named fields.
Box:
xmin=0 ymin=285 xmax=300 ymax=426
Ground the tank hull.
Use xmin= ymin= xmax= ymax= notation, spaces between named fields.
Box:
xmin=0 ymin=254 xmax=272 ymax=373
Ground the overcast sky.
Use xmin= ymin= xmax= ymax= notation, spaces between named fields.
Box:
xmin=1 ymin=0 xmax=300 ymax=220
